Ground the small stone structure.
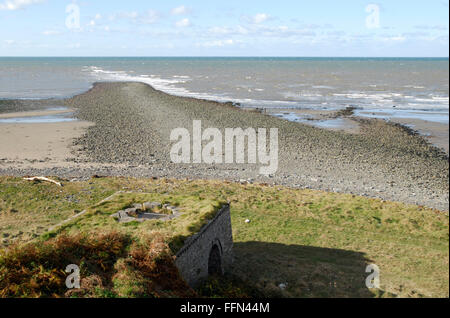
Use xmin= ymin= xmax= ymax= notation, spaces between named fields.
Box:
xmin=111 ymin=202 xmax=182 ymax=223
xmin=175 ymin=204 xmax=234 ymax=287
xmin=111 ymin=199 xmax=234 ymax=287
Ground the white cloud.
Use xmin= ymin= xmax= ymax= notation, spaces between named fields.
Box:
xmin=141 ymin=10 xmax=159 ymax=24
xmin=252 ymin=13 xmax=269 ymax=24
xmin=175 ymin=18 xmax=191 ymax=28
xmin=110 ymin=10 xmax=159 ymax=25
xmin=198 ymin=39 xmax=236 ymax=47
xmin=208 ymin=26 xmax=249 ymax=36
xmin=0 ymin=0 xmax=44 ymax=11
xmin=237 ymin=25 xmax=249 ymax=35
xmin=42 ymin=30 xmax=61 ymax=36
xmin=414 ymin=24 xmax=448 ymax=31
xmin=67 ymin=42 xmax=81 ymax=49
xmin=4 ymin=40 xmax=15 ymax=45
xmin=120 ymin=11 xmax=139 ymax=19
xmin=381 ymin=35 xmax=406 ymax=42
xmin=207 ymin=24 xmax=315 ymax=39
xmin=171 ymin=5 xmax=190 ymax=15
xmin=436 ymin=34 xmax=449 ymax=44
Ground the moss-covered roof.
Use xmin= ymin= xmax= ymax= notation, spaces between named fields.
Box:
xmin=48 ymin=191 xmax=227 ymax=253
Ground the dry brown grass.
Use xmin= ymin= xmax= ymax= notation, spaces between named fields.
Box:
xmin=0 ymin=231 xmax=197 ymax=298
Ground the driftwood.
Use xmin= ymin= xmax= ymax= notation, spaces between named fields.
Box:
xmin=23 ymin=177 xmax=63 ymax=187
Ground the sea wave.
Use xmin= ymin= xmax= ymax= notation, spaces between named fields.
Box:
xmin=83 ymin=66 xmax=449 ymax=114
xmin=84 ymin=66 xmax=303 ymax=109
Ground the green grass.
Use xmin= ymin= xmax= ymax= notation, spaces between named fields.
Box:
xmin=0 ymin=176 xmax=117 ymax=245
xmin=49 ymin=191 xmax=226 ymax=253
xmin=0 ymin=176 xmax=448 ymax=298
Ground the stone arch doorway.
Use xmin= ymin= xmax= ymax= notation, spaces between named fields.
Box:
xmin=208 ymin=243 xmax=223 ymax=276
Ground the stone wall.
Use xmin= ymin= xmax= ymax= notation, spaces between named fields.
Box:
xmin=175 ymin=204 xmax=234 ymax=287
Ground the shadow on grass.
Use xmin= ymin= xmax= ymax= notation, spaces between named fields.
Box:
xmin=232 ymin=241 xmax=382 ymax=298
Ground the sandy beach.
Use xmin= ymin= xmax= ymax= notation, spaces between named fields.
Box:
xmin=0 ymin=82 xmax=448 ymax=211
xmin=0 ymin=111 xmax=94 ymax=169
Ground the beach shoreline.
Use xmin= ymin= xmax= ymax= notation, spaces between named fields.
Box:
xmin=0 ymin=81 xmax=448 ymax=211
xmin=263 ymin=107 xmax=449 ymax=153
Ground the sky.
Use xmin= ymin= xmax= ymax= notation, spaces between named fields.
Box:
xmin=0 ymin=0 xmax=448 ymax=57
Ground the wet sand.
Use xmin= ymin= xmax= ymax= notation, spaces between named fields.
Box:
xmin=0 ymin=108 xmax=74 ymax=119
xmin=0 ymin=120 xmax=93 ymax=168
xmin=388 ymin=118 xmax=449 ymax=154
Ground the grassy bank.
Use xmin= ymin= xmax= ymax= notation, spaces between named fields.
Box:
xmin=0 ymin=176 xmax=448 ymax=298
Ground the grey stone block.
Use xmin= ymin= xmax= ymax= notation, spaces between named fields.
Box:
xmin=175 ymin=204 xmax=234 ymax=287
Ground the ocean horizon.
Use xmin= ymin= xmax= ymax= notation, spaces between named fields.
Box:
xmin=1 ymin=57 xmax=448 ymax=123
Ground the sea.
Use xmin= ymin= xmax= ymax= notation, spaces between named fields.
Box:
xmin=0 ymin=57 xmax=448 ymax=124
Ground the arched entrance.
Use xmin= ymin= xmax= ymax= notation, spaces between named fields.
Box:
xmin=208 ymin=244 xmax=222 ymax=276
